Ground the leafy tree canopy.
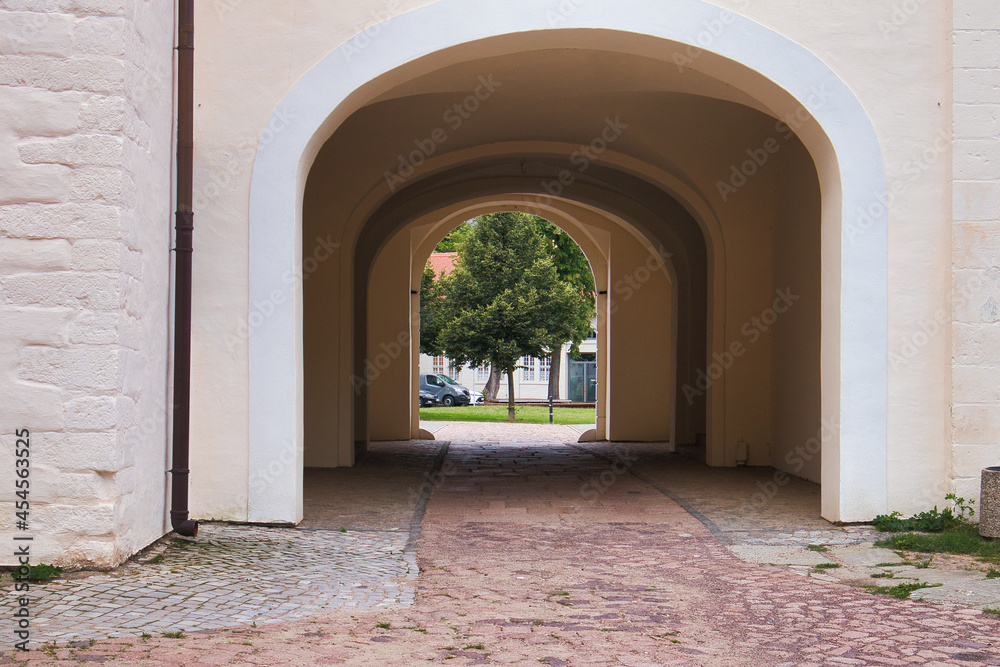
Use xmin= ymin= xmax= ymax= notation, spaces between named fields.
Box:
xmin=531 ymin=217 xmax=596 ymax=353
xmin=419 ymin=263 xmax=446 ymax=355
xmin=420 ymin=211 xmax=596 ymax=416
xmin=433 ymin=222 xmax=473 ymax=252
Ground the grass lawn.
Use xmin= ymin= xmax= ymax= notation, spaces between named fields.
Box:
xmin=420 ymin=404 xmax=596 ymax=425
xmin=875 ymin=524 xmax=1000 ymax=564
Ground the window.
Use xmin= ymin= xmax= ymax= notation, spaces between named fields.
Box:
xmin=539 ymin=356 xmax=551 ymax=382
xmin=432 ymin=356 xmax=445 ymax=375
xmin=449 ymin=361 xmax=460 ymax=378
xmin=521 ymin=356 xmax=535 ymax=381
xmin=477 ymin=364 xmax=490 ymax=382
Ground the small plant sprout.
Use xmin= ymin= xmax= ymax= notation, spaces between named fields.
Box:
xmin=864 ymin=581 xmax=942 ymax=599
xmin=15 ymin=563 xmax=63 ymax=581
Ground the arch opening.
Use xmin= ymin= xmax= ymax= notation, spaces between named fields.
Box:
xmin=396 ymin=211 xmax=608 ymax=441
xmin=367 ymin=203 xmax=678 ymax=449
xmin=335 ymin=161 xmax=704 ymax=464
xmin=248 ymin=2 xmax=886 ymax=525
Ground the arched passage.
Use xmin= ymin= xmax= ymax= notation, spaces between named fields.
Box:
xmin=363 ymin=196 xmax=679 ymax=448
xmin=248 ymin=0 xmax=887 ymax=525
xmin=345 ymin=156 xmax=705 ymax=458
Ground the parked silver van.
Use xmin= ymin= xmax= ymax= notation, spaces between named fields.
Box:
xmin=419 ymin=373 xmax=471 ymax=406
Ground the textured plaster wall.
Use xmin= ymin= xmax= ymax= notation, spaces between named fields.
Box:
xmin=770 ymin=139 xmax=822 ymax=484
xmin=365 ymin=229 xmax=411 ymax=443
xmin=951 ymin=0 xmax=1000 ymax=505
xmin=0 ymin=0 xmax=174 ymax=567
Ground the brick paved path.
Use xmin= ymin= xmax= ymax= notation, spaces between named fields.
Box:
xmin=583 ymin=441 xmax=885 ymax=547
xmin=6 ymin=441 xmax=1000 ymax=665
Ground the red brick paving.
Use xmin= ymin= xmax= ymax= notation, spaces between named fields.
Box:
xmin=8 ymin=442 xmax=1000 ymax=665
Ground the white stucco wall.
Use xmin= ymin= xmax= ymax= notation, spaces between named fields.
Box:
xmin=951 ymin=0 xmax=1000 ymax=507
xmin=204 ymin=0 xmax=908 ymax=521
xmin=0 ymin=0 xmax=175 ymax=568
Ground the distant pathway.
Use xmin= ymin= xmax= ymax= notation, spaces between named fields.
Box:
xmin=430 ymin=420 xmax=582 ymax=442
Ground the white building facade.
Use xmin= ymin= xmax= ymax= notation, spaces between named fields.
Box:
xmin=419 ymin=331 xmax=599 ymax=403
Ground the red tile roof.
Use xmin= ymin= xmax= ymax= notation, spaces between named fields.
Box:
xmin=427 ymin=252 xmax=459 ymax=277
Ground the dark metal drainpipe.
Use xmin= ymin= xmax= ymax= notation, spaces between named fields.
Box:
xmin=169 ymin=0 xmax=198 ymax=537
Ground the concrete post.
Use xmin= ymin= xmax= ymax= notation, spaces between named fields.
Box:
xmin=981 ymin=467 xmax=1000 ymax=539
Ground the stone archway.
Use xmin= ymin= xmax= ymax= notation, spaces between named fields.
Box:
xmin=247 ymin=0 xmax=888 ymax=524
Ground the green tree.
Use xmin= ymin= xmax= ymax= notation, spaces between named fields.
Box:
xmin=433 ymin=211 xmax=586 ymax=421
xmin=419 ymin=263 xmax=446 ymax=355
xmin=532 ymin=218 xmax=596 ymax=399
xmin=433 ymin=222 xmax=473 ymax=252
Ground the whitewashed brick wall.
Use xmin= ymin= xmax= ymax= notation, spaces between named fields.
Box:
xmin=0 ymin=0 xmax=174 ymax=568
xmin=952 ymin=0 xmax=1000 ymax=504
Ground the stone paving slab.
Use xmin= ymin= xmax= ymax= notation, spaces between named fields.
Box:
xmin=418 ymin=420 xmax=449 ymax=434
xmin=728 ymin=544 xmax=839 ymax=566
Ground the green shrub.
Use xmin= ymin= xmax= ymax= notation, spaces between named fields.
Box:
xmin=873 ymin=494 xmax=975 ymax=532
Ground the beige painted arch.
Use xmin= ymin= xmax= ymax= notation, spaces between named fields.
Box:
xmin=249 ymin=0 xmax=888 ymax=524
xmin=349 ymin=159 xmax=703 ymax=459
xmin=348 ymin=140 xmax=720 ymax=454
xmin=306 ymin=147 xmax=707 ymax=468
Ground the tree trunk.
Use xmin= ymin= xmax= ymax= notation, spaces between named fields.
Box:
xmin=484 ymin=364 xmax=501 ymax=401
xmin=547 ymin=350 xmax=561 ymax=400
xmin=507 ymin=366 xmax=516 ymax=422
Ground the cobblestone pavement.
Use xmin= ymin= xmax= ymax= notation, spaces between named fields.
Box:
xmin=1 ymin=441 xmax=446 ymax=645
xmin=301 ymin=440 xmax=441 ymax=530
xmin=6 ymin=438 xmax=999 ymax=665
xmin=2 ymin=525 xmax=415 ymax=643
xmin=581 ymin=441 xmax=884 ymax=547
